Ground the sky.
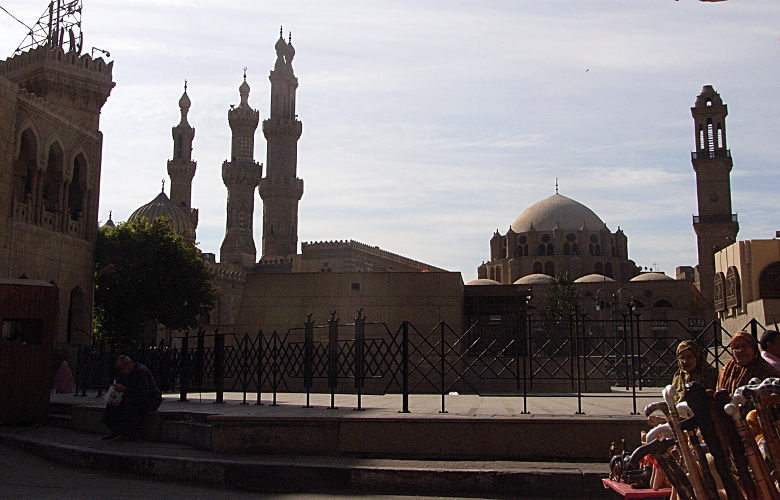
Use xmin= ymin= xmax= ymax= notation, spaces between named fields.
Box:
xmin=1 ymin=0 xmax=779 ymax=282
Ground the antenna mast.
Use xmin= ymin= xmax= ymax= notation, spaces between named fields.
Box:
xmin=14 ymin=0 xmax=83 ymax=55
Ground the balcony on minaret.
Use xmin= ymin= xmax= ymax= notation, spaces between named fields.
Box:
xmin=691 ymin=150 xmax=731 ymax=161
xmin=693 ymin=214 xmax=738 ymax=224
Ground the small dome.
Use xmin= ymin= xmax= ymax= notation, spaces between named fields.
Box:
xmin=574 ymin=274 xmax=615 ymax=283
xmin=511 ymin=194 xmax=606 ymax=233
xmin=129 ymin=191 xmax=194 ymax=241
xmin=514 ymin=274 xmax=553 ymax=285
xmin=630 ymin=272 xmax=674 ymax=282
xmin=466 ymin=278 xmax=502 ymax=285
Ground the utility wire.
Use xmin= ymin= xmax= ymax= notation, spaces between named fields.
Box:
xmin=0 ymin=4 xmax=32 ymax=31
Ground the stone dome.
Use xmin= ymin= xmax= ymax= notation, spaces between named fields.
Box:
xmin=514 ymin=274 xmax=553 ymax=285
xmin=574 ymin=274 xmax=615 ymax=283
xmin=129 ymin=190 xmax=194 ymax=241
xmin=630 ymin=272 xmax=674 ymax=282
xmin=466 ymin=278 xmax=502 ymax=285
xmin=511 ymin=194 xmax=607 ymax=233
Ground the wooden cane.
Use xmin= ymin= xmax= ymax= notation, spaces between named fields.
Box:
xmin=712 ymin=390 xmax=758 ymax=500
xmin=664 ymin=385 xmax=713 ymax=500
xmin=683 ymin=382 xmax=742 ymax=500
xmin=628 ymin=438 xmax=695 ymax=500
xmin=739 ymin=385 xmax=780 ymax=477
xmin=724 ymin=403 xmax=780 ymax=500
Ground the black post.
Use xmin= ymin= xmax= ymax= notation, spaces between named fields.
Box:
xmin=629 ymin=310 xmax=638 ymax=415
xmin=399 ymin=321 xmax=410 ymax=413
xmin=196 ymin=328 xmax=205 ymax=393
xmin=439 ymin=322 xmax=448 ymax=414
xmin=354 ymin=309 xmax=366 ymax=411
xmin=522 ymin=314 xmax=532 ymax=414
xmin=214 ymin=330 xmax=225 ymax=404
xmin=270 ymin=330 xmax=280 ymax=406
xmin=179 ymin=332 xmax=189 ymax=402
xmin=572 ymin=306 xmax=585 ymax=415
xmin=328 ymin=311 xmax=339 ymax=409
xmin=303 ymin=314 xmax=314 ymax=408
xmin=256 ymin=329 xmax=264 ymax=405
xmin=240 ymin=333 xmax=250 ymax=405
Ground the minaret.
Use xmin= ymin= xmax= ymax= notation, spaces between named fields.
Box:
xmin=220 ymin=71 xmax=262 ymax=268
xmin=167 ymin=81 xmax=198 ymax=237
xmin=691 ymin=85 xmax=739 ymax=305
xmin=259 ymin=29 xmax=304 ymax=261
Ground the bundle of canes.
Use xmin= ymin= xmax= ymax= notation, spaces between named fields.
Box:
xmin=737 ymin=382 xmax=780 ymax=479
xmin=724 ymin=395 xmax=780 ymax=500
xmin=712 ymin=390 xmax=759 ymax=500
xmin=628 ymin=437 xmax=696 ymax=500
xmin=663 ymin=384 xmax=713 ymax=500
xmin=677 ymin=401 xmax=721 ymax=497
xmin=683 ymin=381 xmax=742 ymax=500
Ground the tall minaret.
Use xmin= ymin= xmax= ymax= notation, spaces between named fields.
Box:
xmin=220 ymin=71 xmax=262 ymax=268
xmin=167 ymin=82 xmax=199 ymax=236
xmin=259 ymin=29 xmax=304 ymax=261
xmin=691 ymin=85 xmax=739 ymax=305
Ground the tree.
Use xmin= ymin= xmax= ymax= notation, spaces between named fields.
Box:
xmin=543 ymin=272 xmax=579 ymax=321
xmin=94 ymin=217 xmax=216 ymax=347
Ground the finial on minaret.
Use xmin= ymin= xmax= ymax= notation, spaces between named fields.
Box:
xmin=162 ymin=179 xmax=165 ymax=192
xmin=243 ymin=67 xmax=247 ymax=81
xmin=288 ymin=32 xmax=292 ymax=43
xmin=108 ymin=210 xmax=112 ymax=220
xmin=184 ymin=79 xmax=187 ymax=91
xmin=555 ymin=178 xmax=558 ymax=194
xmin=280 ymin=26 xmax=283 ymax=38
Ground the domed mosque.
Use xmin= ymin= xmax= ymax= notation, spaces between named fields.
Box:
xmin=477 ymin=191 xmax=640 ymax=284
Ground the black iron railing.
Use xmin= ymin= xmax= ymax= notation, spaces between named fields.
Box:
xmin=73 ymin=314 xmax=769 ymax=414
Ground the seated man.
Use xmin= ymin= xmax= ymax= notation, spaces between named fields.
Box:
xmin=101 ymin=355 xmax=163 ymax=440
xmin=760 ymin=330 xmax=780 ymax=372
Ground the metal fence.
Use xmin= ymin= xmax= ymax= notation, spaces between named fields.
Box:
xmin=73 ymin=311 xmax=768 ymax=414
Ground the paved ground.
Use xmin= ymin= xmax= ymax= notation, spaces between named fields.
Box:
xmin=55 ymin=387 xmax=667 ymax=418
xmin=0 ymin=389 xmax=667 ymax=498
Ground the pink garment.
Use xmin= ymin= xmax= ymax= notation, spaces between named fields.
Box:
xmin=762 ymin=351 xmax=780 ymax=373
xmin=54 ymin=361 xmax=76 ymax=393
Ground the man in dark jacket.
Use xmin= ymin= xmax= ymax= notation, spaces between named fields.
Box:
xmin=101 ymin=355 xmax=163 ymax=440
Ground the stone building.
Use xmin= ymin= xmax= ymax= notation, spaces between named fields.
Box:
xmin=714 ymin=237 xmax=780 ymax=336
xmin=0 ymin=43 xmax=114 ymax=346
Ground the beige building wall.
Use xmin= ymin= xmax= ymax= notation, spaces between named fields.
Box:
xmin=231 ymin=272 xmax=464 ymax=338
xmin=715 ymin=239 xmax=780 ymax=335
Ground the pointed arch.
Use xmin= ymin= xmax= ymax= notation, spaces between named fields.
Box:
xmin=12 ymin=128 xmax=39 ymax=215
xmin=42 ymin=141 xmax=66 ymax=222
xmin=67 ymin=285 xmax=87 ymax=343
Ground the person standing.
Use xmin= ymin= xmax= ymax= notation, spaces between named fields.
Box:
xmin=759 ymin=330 xmax=780 ymax=372
xmin=101 ymin=355 xmax=163 ymax=440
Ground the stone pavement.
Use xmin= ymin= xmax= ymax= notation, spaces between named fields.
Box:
xmin=0 ymin=389 xmax=668 ymax=498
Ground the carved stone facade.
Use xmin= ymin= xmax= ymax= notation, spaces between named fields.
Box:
xmin=0 ymin=45 xmax=114 ymax=345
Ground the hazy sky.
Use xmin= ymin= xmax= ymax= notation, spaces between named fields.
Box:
xmin=2 ymin=0 xmax=779 ymax=282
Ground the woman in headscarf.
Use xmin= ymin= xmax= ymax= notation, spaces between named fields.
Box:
xmin=672 ymin=340 xmax=719 ymax=402
xmin=717 ymin=330 xmax=780 ymax=393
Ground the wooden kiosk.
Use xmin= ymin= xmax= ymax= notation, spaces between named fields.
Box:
xmin=0 ymin=279 xmax=58 ymax=424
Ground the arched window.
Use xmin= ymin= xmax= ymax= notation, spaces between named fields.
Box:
xmin=43 ymin=142 xmax=65 ymax=215
xmin=67 ymin=286 xmax=86 ymax=343
xmin=13 ymin=129 xmax=38 ymax=213
xmin=533 ymin=261 xmax=543 ymax=274
xmin=538 ymin=244 xmax=546 ymax=256
xmin=759 ymin=262 xmax=780 ymax=299
xmin=707 ymin=118 xmax=714 ymax=155
xmin=523 ymin=245 xmax=529 ymax=256
xmin=717 ymin=124 xmax=724 ymax=149
xmin=604 ymin=262 xmax=613 ymax=278
xmin=490 ymin=267 xmax=496 ymax=281
xmin=546 ymin=243 xmax=554 ymax=255
xmin=589 ymin=244 xmax=594 ymax=256
xmin=632 ymin=300 xmax=646 ymax=308
xmin=541 ymin=234 xmax=551 ymax=243
xmin=496 ymin=267 xmax=502 ymax=283
xmin=595 ymin=262 xmax=603 ymax=275
xmin=699 ymin=125 xmax=705 ymax=151
xmin=68 ymin=153 xmax=88 ymax=223
xmin=515 ymin=245 xmax=523 ymax=258
xmin=654 ymin=299 xmax=673 ymax=308
xmin=594 ymin=244 xmax=601 ymax=256
xmin=544 ymin=261 xmax=555 ymax=277
xmin=572 ymin=243 xmax=579 ymax=255
xmin=564 ymin=243 xmax=571 ymax=255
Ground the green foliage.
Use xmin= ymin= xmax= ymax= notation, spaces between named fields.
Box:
xmin=94 ymin=217 xmax=216 ymax=347
xmin=543 ymin=272 xmax=579 ymax=321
